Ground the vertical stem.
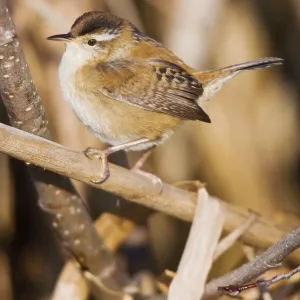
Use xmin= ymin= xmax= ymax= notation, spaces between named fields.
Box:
xmin=0 ymin=1 xmax=127 ymax=295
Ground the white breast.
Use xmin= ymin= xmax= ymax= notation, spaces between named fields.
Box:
xmin=58 ymin=43 xmax=110 ymax=139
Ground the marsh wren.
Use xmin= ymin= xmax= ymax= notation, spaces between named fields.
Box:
xmin=48 ymin=11 xmax=283 ymax=184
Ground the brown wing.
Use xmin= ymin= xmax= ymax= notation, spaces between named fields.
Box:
xmin=83 ymin=59 xmax=210 ymax=122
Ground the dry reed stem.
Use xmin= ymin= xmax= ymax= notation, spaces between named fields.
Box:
xmin=213 ymin=213 xmax=259 ymax=261
xmin=168 ymin=189 xmax=224 ymax=300
xmin=159 ymin=212 xmax=259 ymax=296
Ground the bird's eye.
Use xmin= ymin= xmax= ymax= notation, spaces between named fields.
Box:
xmin=88 ymin=39 xmax=97 ymax=46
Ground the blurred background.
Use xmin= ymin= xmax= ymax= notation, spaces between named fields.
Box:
xmin=1 ymin=0 xmax=300 ymax=299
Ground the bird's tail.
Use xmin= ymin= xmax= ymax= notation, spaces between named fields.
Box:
xmin=214 ymin=56 xmax=283 ymax=73
xmin=193 ymin=57 xmax=283 ymax=104
xmin=194 ymin=57 xmax=283 ymax=84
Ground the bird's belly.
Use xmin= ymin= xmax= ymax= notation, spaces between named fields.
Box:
xmin=61 ymin=86 xmax=182 ymax=150
xmin=58 ymin=52 xmax=183 ymax=150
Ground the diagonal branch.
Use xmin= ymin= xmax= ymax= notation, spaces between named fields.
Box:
xmin=0 ymin=2 xmax=127 ymax=296
xmin=0 ymin=122 xmax=299 ymax=263
xmin=218 ymin=265 xmax=300 ymax=296
xmin=202 ymin=227 xmax=300 ymax=299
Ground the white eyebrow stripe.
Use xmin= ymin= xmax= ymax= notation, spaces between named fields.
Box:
xmin=94 ymin=33 xmax=120 ymax=41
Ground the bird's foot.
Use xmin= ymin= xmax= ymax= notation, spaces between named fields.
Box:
xmin=173 ymin=180 xmax=206 ymax=192
xmin=84 ymin=138 xmax=150 ymax=184
xmin=131 ymin=168 xmax=164 ymax=195
xmin=131 ymin=148 xmax=154 ymax=170
xmin=130 ymin=147 xmax=163 ymax=194
xmin=84 ymin=147 xmax=110 ymax=184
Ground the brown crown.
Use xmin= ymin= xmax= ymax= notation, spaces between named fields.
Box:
xmin=70 ymin=11 xmax=124 ymax=37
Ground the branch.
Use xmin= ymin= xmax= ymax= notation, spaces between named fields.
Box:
xmin=218 ymin=265 xmax=300 ymax=296
xmin=202 ymin=228 xmax=300 ymax=299
xmin=0 ymin=2 xmax=127 ymax=296
xmin=0 ymin=122 xmax=299 ymax=262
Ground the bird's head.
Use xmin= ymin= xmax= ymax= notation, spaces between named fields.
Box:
xmin=47 ymin=11 xmax=138 ymax=61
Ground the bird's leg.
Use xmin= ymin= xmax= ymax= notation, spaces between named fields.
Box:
xmin=131 ymin=146 xmax=163 ymax=194
xmin=131 ymin=147 xmax=155 ymax=171
xmin=84 ymin=138 xmax=149 ymax=184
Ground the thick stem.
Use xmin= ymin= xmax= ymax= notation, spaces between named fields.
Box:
xmin=0 ymin=1 xmax=127 ymax=295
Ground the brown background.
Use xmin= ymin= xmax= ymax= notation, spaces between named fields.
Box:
xmin=0 ymin=0 xmax=299 ymax=299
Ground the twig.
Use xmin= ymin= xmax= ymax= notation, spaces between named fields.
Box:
xmin=258 ymin=281 xmax=273 ymax=300
xmin=213 ymin=213 xmax=259 ymax=261
xmin=202 ymin=228 xmax=300 ymax=299
xmin=0 ymin=2 xmax=127 ymax=297
xmin=218 ymin=265 xmax=300 ymax=296
xmin=0 ymin=122 xmax=299 ymax=262
xmin=263 ymin=266 xmax=300 ymax=288
xmin=168 ymin=189 xmax=224 ymax=300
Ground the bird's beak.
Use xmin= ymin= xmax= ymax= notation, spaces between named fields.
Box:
xmin=47 ymin=33 xmax=72 ymax=42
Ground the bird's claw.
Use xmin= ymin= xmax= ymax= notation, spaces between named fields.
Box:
xmin=84 ymin=147 xmax=105 ymax=160
xmin=83 ymin=147 xmax=110 ymax=184
xmin=91 ymin=171 xmax=109 ymax=184
xmin=131 ymin=169 xmax=163 ymax=194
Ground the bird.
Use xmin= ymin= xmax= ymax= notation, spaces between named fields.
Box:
xmin=47 ymin=11 xmax=283 ymax=185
